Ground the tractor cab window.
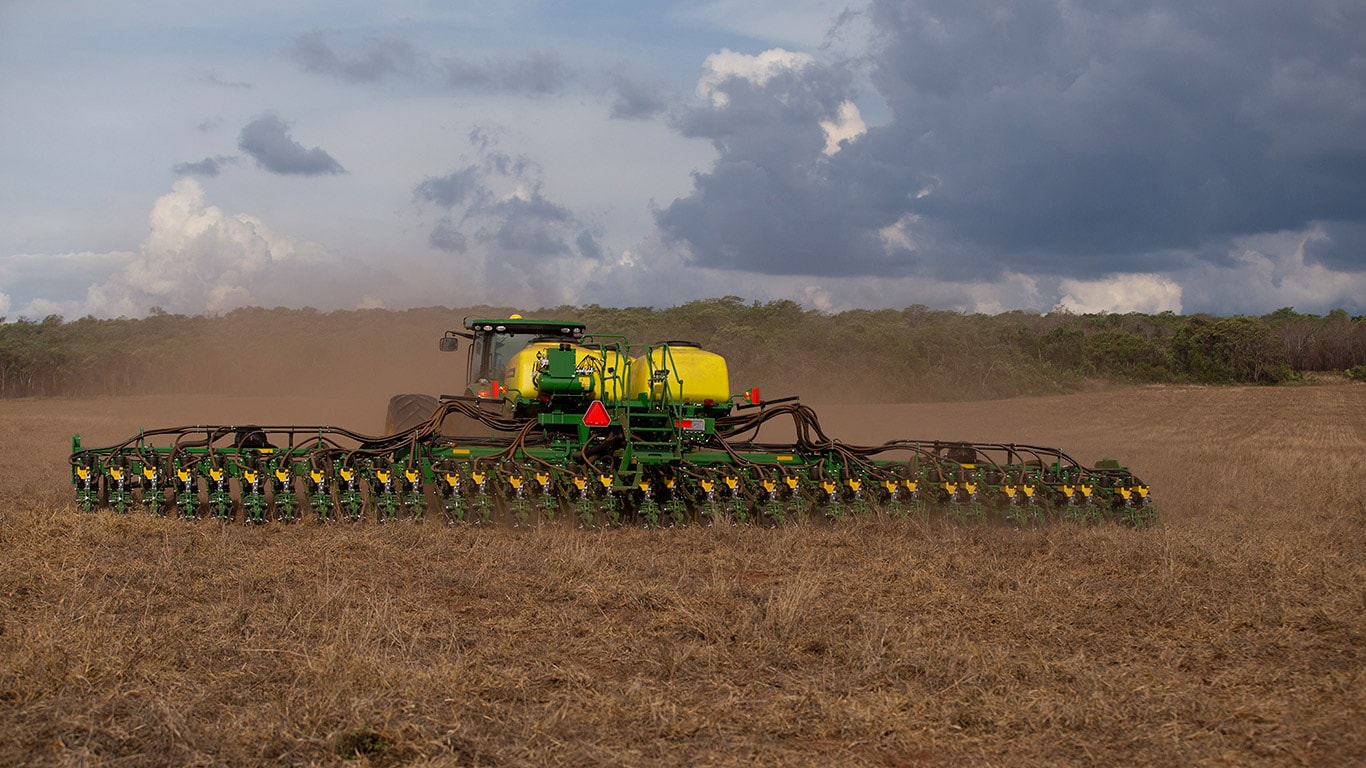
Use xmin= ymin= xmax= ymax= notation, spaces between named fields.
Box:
xmin=470 ymin=332 xmax=536 ymax=383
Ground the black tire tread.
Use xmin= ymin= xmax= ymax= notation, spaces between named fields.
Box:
xmin=384 ymin=394 xmax=438 ymax=434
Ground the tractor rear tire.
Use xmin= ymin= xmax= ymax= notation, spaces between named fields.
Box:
xmin=385 ymin=394 xmax=439 ymax=434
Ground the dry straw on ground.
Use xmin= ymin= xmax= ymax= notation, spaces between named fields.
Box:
xmin=1 ymin=383 xmax=1362 ymax=766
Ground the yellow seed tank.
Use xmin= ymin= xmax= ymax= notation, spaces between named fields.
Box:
xmin=628 ymin=343 xmax=730 ymax=405
xmin=503 ymin=343 xmax=627 ymax=400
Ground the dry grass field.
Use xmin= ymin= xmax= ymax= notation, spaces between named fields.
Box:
xmin=1 ymin=383 xmax=1362 ymax=766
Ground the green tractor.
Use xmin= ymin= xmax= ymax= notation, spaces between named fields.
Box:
xmin=384 ymin=315 xmax=595 ymax=433
xmin=70 ymin=315 xmax=1154 ymax=527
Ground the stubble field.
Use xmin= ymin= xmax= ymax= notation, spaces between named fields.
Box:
xmin=1 ymin=383 xmax=1362 ymax=766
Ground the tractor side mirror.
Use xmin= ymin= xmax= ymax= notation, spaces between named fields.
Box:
xmin=439 ymin=334 xmax=459 ymax=352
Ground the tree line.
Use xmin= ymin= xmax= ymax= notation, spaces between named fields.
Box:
xmin=1 ymin=300 xmax=1363 ymax=401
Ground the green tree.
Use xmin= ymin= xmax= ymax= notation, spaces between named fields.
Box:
xmin=1172 ymin=316 xmax=1288 ymax=383
xmin=1084 ymin=332 xmax=1170 ymax=382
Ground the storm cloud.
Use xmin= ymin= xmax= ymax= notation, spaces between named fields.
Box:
xmin=657 ymin=0 xmax=1366 ymax=284
xmin=237 ymin=114 xmax=345 ymax=176
xmin=5 ymin=1 xmax=1364 ymax=320
xmin=1304 ymin=221 xmax=1366 ymax=272
xmin=656 ymin=48 xmax=884 ymax=276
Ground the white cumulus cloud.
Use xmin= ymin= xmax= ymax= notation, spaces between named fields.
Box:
xmin=820 ymin=100 xmax=866 ymax=155
xmin=1176 ymin=228 xmax=1366 ymax=315
xmin=1056 ymin=274 xmax=1184 ymax=314
xmin=696 ymin=48 xmax=816 ymax=106
xmin=84 ymin=178 xmax=329 ymax=317
xmin=0 ymin=179 xmax=340 ymax=320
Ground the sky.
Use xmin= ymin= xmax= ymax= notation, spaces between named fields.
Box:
xmin=1 ymin=0 xmax=1364 ymax=320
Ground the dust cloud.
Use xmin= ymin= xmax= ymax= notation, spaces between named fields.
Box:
xmin=98 ymin=308 xmax=1070 ymax=448
xmin=127 ymin=310 xmax=472 ymax=434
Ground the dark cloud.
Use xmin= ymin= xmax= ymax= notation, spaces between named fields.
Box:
xmin=656 ymin=55 xmax=886 ymax=276
xmin=478 ymin=190 xmax=575 ymax=257
xmin=608 ymin=71 xmax=667 ymax=120
xmin=413 ymin=143 xmax=589 ymax=264
xmin=172 ymin=155 xmax=238 ymax=178
xmin=429 ymin=220 xmax=468 ymax=253
xmin=289 ymin=31 xmax=420 ymax=83
xmin=415 ymin=166 xmax=482 ymax=208
xmin=237 ymin=114 xmax=345 ymax=176
xmin=484 ymin=190 xmax=572 ymax=224
xmin=576 ymin=230 xmax=603 ymax=261
xmin=491 ymin=218 xmax=571 ymax=256
xmin=1304 ymin=221 xmax=1366 ymax=271
xmin=657 ymin=0 xmax=1366 ymax=281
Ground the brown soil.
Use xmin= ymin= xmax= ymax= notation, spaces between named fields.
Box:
xmin=1 ymin=384 xmax=1363 ymax=766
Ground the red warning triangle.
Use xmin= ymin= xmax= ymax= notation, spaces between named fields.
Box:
xmin=582 ymin=400 xmax=612 ymax=428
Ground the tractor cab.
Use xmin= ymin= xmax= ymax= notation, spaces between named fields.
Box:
xmin=443 ymin=315 xmax=587 ymax=396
